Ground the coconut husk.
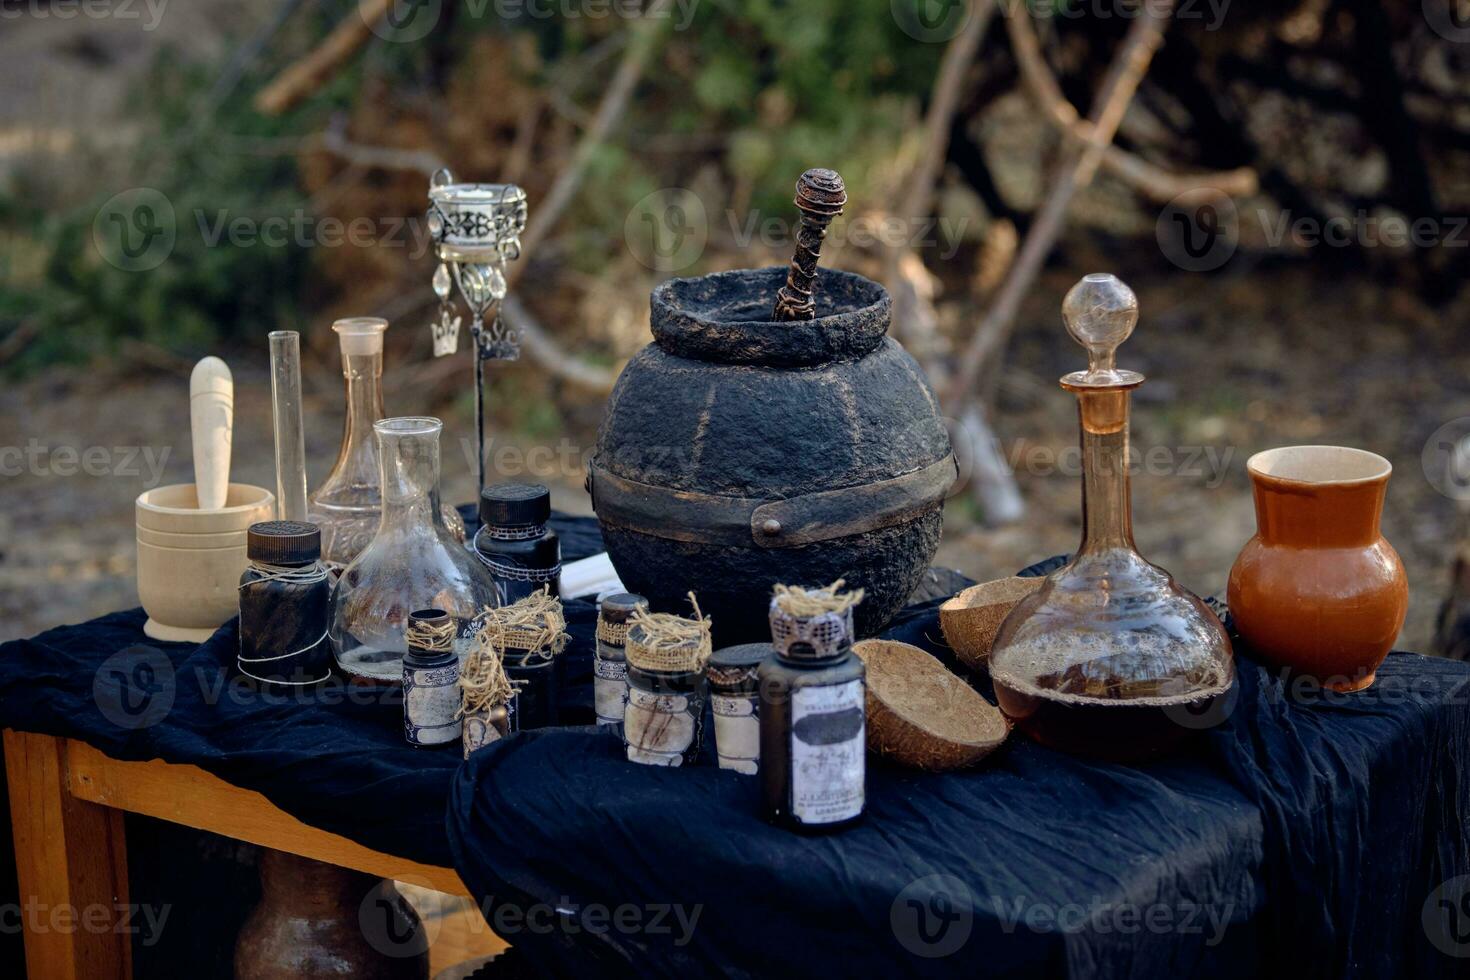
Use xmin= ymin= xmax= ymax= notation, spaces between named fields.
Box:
xmin=939 ymin=576 xmax=1044 ymax=672
xmin=854 ymin=639 xmax=1009 ymax=771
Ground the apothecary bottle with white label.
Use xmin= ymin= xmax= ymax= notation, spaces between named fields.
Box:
xmin=623 ymin=622 xmax=708 ymax=767
xmin=402 ymin=608 xmax=462 ymax=747
xmin=758 ymin=592 xmax=866 ymax=832
xmin=708 ymin=643 xmax=767 ymax=775
xmin=594 ymin=593 xmax=646 ymax=731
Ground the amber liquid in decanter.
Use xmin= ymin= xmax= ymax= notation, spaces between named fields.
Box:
xmin=988 ymin=275 xmax=1234 ymax=762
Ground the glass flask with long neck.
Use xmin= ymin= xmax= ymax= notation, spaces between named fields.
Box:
xmin=987 ymin=274 xmax=1234 ymax=761
xmin=308 ymin=317 xmax=464 ymax=565
xmin=329 ymin=417 xmax=497 ymax=682
xmin=309 ymin=318 xmax=388 ymax=564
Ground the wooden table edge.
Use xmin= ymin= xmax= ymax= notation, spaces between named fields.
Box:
xmin=4 ymin=728 xmax=472 ymax=979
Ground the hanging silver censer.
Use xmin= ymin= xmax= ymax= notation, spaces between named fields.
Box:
xmin=426 ymin=169 xmax=529 ymax=495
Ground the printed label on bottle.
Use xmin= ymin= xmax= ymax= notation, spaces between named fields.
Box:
xmin=404 ymin=664 xmax=462 ymax=745
xmin=594 ymin=655 xmax=629 ymax=726
xmin=711 ymin=693 xmax=759 ymax=775
xmin=624 ymin=687 xmax=694 ymax=766
xmin=790 ymin=680 xmax=865 ymax=824
xmin=462 ymin=712 xmax=501 ymax=759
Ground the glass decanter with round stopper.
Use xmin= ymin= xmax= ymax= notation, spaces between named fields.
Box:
xmin=988 ymin=274 xmax=1234 ymax=761
xmin=329 ymin=417 xmax=497 ymax=682
xmin=308 ymin=317 xmax=464 ymax=566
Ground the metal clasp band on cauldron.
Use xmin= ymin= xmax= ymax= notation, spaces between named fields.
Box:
xmin=587 ymin=455 xmax=958 ymax=549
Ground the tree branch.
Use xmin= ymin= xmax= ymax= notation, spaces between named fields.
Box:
xmin=254 ymin=0 xmax=392 ymax=116
xmin=1006 ymin=6 xmax=1255 ymax=201
xmin=501 ymin=296 xmax=619 ymax=392
xmin=509 ymin=0 xmax=678 ymax=287
xmin=319 ymin=113 xmax=445 ymax=176
xmin=946 ymin=0 xmax=1177 ymax=409
xmin=883 ymin=0 xmax=996 ymax=370
xmin=897 ymin=0 xmax=996 ymax=226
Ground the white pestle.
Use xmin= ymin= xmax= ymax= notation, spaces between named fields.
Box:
xmin=190 ymin=356 xmax=234 ymax=511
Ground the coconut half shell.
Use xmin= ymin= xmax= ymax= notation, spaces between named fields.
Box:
xmin=939 ymin=576 xmax=1044 ymax=671
xmin=854 ymin=639 xmax=1009 ymax=771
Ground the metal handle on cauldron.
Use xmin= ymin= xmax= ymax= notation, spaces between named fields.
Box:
xmin=772 ymin=169 xmax=848 ymax=322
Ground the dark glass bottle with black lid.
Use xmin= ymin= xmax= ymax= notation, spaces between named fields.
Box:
xmin=473 ymin=483 xmax=561 ymax=605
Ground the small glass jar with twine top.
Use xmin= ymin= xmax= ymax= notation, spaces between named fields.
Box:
xmin=402 ymin=608 xmax=462 ymax=747
xmin=595 ymin=593 xmax=648 ymax=731
xmin=759 ymin=580 xmax=867 ymax=831
xmin=623 ymin=595 xmax=712 ymax=767
xmin=462 ymin=589 xmax=568 ymax=756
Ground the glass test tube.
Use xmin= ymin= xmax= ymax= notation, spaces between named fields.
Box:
xmin=269 ymin=330 xmax=309 ymax=522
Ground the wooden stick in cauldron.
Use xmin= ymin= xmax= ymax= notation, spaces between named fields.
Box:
xmin=772 ymin=168 xmax=848 ymax=321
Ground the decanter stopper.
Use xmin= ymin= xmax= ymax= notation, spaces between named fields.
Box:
xmin=1061 ymin=273 xmax=1143 ymax=388
xmin=773 ymin=168 xmax=848 ymax=322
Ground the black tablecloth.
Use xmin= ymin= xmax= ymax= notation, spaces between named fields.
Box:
xmin=447 ymin=588 xmax=1470 ymax=979
xmin=1 ymin=528 xmax=1468 ymax=978
xmin=0 ymin=514 xmax=606 ymax=869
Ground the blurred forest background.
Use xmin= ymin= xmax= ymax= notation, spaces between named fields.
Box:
xmin=5 ymin=0 xmax=1470 ymax=654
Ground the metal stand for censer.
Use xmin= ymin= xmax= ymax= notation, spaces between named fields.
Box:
xmin=425 ymin=168 xmax=528 ymax=498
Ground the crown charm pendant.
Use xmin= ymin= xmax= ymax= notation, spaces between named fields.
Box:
xmin=431 ymin=303 xmax=462 ymax=357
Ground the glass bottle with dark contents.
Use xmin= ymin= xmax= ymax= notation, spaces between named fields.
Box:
xmin=473 ymin=483 xmax=561 ymax=605
xmin=238 ymin=520 xmax=333 ymax=686
xmin=758 ymin=593 xmax=866 ymax=832
xmin=623 ymin=615 xmax=709 ymax=767
xmin=988 ymin=275 xmax=1234 ymax=762
xmin=708 ymin=643 xmax=767 ymax=775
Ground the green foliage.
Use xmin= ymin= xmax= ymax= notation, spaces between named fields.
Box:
xmin=2 ymin=4 xmax=951 ymax=374
xmin=0 ymin=46 xmax=317 ymax=374
xmin=450 ymin=0 xmax=946 ymax=230
xmin=665 ymin=0 xmax=941 ymax=208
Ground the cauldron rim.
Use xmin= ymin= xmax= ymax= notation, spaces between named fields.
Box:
xmin=650 ymin=266 xmax=890 ymax=367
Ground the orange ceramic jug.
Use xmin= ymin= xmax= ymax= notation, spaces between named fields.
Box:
xmin=1227 ymin=446 xmax=1408 ymax=692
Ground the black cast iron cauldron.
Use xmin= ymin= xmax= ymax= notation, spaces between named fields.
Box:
xmin=589 ymin=265 xmax=956 ymax=645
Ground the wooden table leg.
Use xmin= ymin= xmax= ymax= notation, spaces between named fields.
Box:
xmin=4 ymin=730 xmax=131 ymax=980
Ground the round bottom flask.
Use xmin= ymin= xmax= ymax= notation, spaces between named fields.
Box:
xmin=987 ymin=275 xmax=1234 ymax=761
